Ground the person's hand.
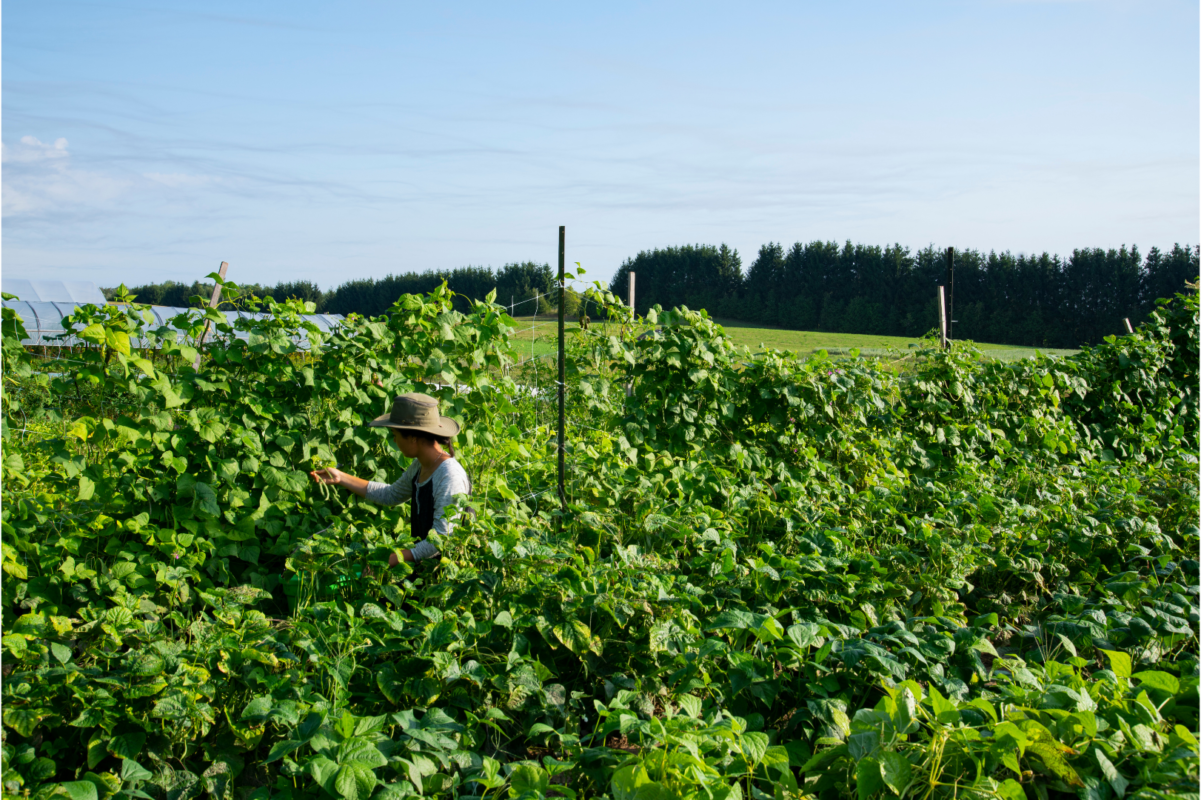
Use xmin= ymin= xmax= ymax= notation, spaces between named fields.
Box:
xmin=388 ymin=551 xmax=400 ymax=568
xmin=310 ymin=468 xmax=343 ymax=486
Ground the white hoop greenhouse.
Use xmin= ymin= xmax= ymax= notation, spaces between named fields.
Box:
xmin=3 ymin=300 xmax=344 ymax=349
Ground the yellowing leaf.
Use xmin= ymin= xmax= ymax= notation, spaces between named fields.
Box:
xmin=1101 ymin=649 xmax=1132 ymax=680
xmin=1027 ymin=741 xmax=1083 ymax=787
xmin=106 ymin=328 xmax=131 ymax=356
xmin=130 ymin=356 xmax=156 ymax=378
xmin=552 ymin=619 xmax=602 ymax=656
xmin=77 ymin=323 xmax=106 ymax=345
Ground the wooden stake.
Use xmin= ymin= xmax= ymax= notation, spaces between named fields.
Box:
xmin=938 ymin=286 xmax=948 ymax=349
xmin=1123 ymin=318 xmax=1134 ymax=334
xmin=628 ymin=271 xmax=636 ymax=314
xmin=193 ymin=261 xmax=229 ymax=369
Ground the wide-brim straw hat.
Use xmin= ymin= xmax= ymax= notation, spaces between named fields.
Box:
xmin=367 ymin=392 xmax=460 ymax=437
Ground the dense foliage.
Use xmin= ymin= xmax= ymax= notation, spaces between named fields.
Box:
xmin=610 ymin=242 xmax=1199 ymax=348
xmin=2 ymin=278 xmax=1198 ymax=800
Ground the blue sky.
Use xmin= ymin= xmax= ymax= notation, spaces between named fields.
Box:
xmin=3 ymin=0 xmax=1197 ymax=290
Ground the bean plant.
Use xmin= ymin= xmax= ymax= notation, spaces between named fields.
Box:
xmin=0 ymin=278 xmax=1197 ymax=800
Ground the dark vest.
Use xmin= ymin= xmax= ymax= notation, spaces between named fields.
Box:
xmin=411 ymin=472 xmax=436 ymax=542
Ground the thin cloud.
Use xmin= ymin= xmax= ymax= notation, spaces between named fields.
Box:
xmin=2 ymin=135 xmax=70 ymax=163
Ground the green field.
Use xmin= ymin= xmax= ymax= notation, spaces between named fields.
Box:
xmin=2 ymin=289 xmax=1196 ymax=798
xmin=509 ymin=315 xmax=1080 ymax=361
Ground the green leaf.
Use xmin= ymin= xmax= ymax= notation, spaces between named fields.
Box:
xmin=265 ymin=739 xmax=302 ymax=764
xmin=338 ymin=738 xmax=388 ymax=769
xmin=128 ymin=653 xmax=165 ymax=676
xmin=848 ymin=731 xmax=878 ymax=762
xmin=57 ymin=783 xmax=99 ymax=800
xmin=927 ymin=686 xmax=958 ymax=723
xmin=108 ymin=731 xmax=146 ymax=759
xmin=334 ymin=762 xmax=379 ymax=800
xmin=353 ymin=715 xmax=388 ymax=737
xmin=308 ymin=756 xmax=341 ymax=792
xmin=1132 ymin=670 xmax=1180 ymax=694
xmin=741 ymin=731 xmax=769 ymax=765
xmin=761 ymin=745 xmax=791 ymax=775
xmin=994 ymin=721 xmax=1028 ymax=753
xmin=1094 ymin=747 xmax=1128 ymax=797
xmin=87 ymin=736 xmax=107 ymax=769
xmin=786 ymin=622 xmax=821 ymax=649
xmin=51 ymin=642 xmax=72 ymax=664
xmin=1101 ymin=649 xmax=1132 ymax=680
xmin=512 ymin=764 xmax=551 ymax=796
xmin=198 ymin=418 xmax=225 ymax=443
xmin=677 ymin=694 xmax=702 ymax=718
xmin=893 ymin=688 xmax=919 ymax=734
xmin=798 ymin=744 xmax=847 ymax=775
xmin=279 ymin=469 xmax=310 ymax=494
xmin=878 ymin=751 xmax=911 ymax=794
xmin=610 ymin=765 xmax=649 ymax=800
xmin=855 ymin=757 xmax=884 ymax=800
xmin=193 ymin=482 xmax=220 ymax=517
xmin=240 ymin=695 xmax=273 ymax=723
xmin=707 ymin=609 xmax=755 ymax=630
xmin=297 ymin=711 xmax=324 ymax=740
xmin=77 ymin=475 xmax=96 ymax=502
xmin=119 ymin=759 xmax=154 ymax=783
xmin=29 ymin=758 xmax=57 ymax=780
xmin=215 ymin=458 xmax=240 ymax=482
xmin=967 ymin=698 xmax=997 ymax=723
xmin=995 ymin=779 xmax=1026 ymax=800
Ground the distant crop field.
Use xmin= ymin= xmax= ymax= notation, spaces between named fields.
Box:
xmin=508 ymin=314 xmax=1080 ymax=361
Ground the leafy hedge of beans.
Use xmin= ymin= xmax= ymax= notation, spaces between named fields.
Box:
xmin=1 ymin=280 xmax=1197 ymax=800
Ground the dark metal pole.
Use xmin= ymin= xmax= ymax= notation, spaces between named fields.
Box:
xmin=946 ymin=246 xmax=955 ymax=344
xmin=557 ymin=226 xmax=566 ymax=525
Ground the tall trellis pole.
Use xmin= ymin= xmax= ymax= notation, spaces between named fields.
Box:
xmin=557 ymin=226 xmax=567 ymax=526
xmin=946 ymin=247 xmax=955 ymax=344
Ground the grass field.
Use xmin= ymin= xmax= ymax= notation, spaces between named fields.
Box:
xmin=507 ymin=314 xmax=1080 ymax=361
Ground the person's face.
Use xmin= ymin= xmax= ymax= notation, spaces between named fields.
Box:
xmin=390 ymin=429 xmax=419 ymax=457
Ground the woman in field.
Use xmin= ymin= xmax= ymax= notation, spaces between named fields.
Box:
xmin=309 ymin=392 xmax=471 ymax=567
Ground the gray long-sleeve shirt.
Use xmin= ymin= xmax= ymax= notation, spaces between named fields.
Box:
xmin=364 ymin=458 xmax=472 ymax=561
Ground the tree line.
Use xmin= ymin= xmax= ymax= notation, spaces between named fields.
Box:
xmin=105 ymin=241 xmax=1198 ymax=348
xmin=104 ymin=262 xmax=559 ymax=317
xmin=609 ymin=242 xmax=1199 ymax=348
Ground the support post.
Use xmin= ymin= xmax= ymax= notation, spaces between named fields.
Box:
xmin=557 ymin=226 xmax=566 ymax=526
xmin=938 ymin=286 xmax=948 ymax=349
xmin=626 ymin=271 xmax=636 ymax=397
xmin=193 ymin=261 xmax=229 ymax=370
xmin=1123 ymin=318 xmax=1134 ymax=334
xmin=946 ymin=247 xmax=955 ymax=343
